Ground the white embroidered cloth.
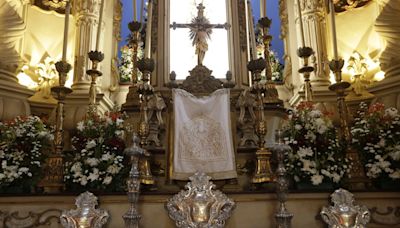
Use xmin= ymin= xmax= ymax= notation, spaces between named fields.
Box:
xmin=172 ymin=89 xmax=237 ymax=180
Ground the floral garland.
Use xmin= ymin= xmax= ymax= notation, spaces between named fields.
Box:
xmin=0 ymin=116 xmax=51 ymax=192
xmin=283 ymin=102 xmax=350 ymax=186
xmin=352 ymin=102 xmax=400 ymax=182
xmin=64 ymin=112 xmax=128 ymax=192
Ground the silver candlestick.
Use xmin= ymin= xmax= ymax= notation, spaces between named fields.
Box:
xmin=273 ymin=130 xmax=293 ymax=228
xmin=123 ymin=133 xmax=149 ymax=228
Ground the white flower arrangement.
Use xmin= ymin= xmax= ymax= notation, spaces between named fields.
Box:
xmin=256 ymin=38 xmax=284 ymax=82
xmin=352 ymin=102 xmax=400 ymax=183
xmin=0 ymin=116 xmax=51 ymax=192
xmin=283 ymin=102 xmax=350 ymax=187
xmin=118 ymin=45 xmax=143 ymax=83
xmin=64 ymin=113 xmax=128 ymax=192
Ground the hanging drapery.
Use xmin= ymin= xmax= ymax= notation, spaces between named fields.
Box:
xmin=172 ymin=89 xmax=237 ymax=180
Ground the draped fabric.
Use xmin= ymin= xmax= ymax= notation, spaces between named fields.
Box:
xmin=172 ymin=89 xmax=237 ymax=180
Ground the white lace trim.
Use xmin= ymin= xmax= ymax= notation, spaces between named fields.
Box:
xmin=172 ymin=88 xmax=229 ymax=100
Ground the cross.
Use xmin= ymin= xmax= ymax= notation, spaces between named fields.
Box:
xmin=171 ymin=3 xmax=230 ymax=66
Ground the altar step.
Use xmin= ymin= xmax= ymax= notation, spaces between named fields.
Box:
xmin=0 ymin=192 xmax=399 ymax=227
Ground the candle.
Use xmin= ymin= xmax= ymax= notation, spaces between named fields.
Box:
xmin=259 ymin=0 xmax=266 ymax=18
xmin=96 ymin=0 xmax=105 ymax=50
xmin=264 ymin=0 xmax=267 ymax=17
xmin=140 ymin=0 xmax=144 ymax=25
xmin=248 ymin=2 xmax=257 ymax=60
xmin=329 ymin=0 xmax=339 ymax=60
xmin=144 ymin=0 xmax=153 ymax=58
xmin=133 ymin=0 xmax=137 ymax=21
xmin=296 ymin=0 xmax=305 ymax=47
xmin=61 ymin=1 xmax=71 ymax=62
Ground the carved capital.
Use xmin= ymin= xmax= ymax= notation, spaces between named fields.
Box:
xmin=73 ymin=0 xmax=102 ymax=18
xmin=300 ymin=0 xmax=326 ymax=12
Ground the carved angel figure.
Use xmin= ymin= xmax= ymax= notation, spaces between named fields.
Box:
xmin=147 ymin=92 xmax=166 ymax=126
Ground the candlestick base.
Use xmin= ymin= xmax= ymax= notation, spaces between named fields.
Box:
xmin=38 ymin=154 xmax=65 ymax=193
xmin=252 ymin=147 xmax=274 ymax=183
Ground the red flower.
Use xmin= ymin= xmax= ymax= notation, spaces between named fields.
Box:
xmin=296 ymin=101 xmax=314 ymax=111
xmin=368 ymin=103 xmax=385 ymax=114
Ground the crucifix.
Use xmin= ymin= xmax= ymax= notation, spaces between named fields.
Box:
xmin=171 ymin=3 xmax=230 ymax=66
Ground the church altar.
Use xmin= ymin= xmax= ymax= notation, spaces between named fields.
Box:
xmin=1 ymin=0 xmax=400 ymax=227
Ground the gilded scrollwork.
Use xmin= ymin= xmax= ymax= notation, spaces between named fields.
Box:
xmin=320 ymin=189 xmax=370 ymax=228
xmin=1 ymin=209 xmax=62 ymax=227
xmin=333 ymin=0 xmax=372 ymax=12
xmin=34 ymin=0 xmax=66 ymax=12
xmin=165 ymin=172 xmax=235 ymax=228
xmin=370 ymin=206 xmax=400 ymax=226
xmin=60 ymin=191 xmax=109 ymax=228
xmin=181 ymin=65 xmax=223 ymax=94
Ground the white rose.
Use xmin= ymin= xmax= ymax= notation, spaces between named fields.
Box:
xmin=80 ymin=176 xmax=88 ymax=186
xmin=18 ymin=167 xmax=29 ymax=173
xmin=86 ymin=158 xmax=100 ymax=167
xmin=107 ymin=165 xmax=121 ymax=174
xmin=71 ymin=162 xmax=82 ymax=173
xmin=385 ymin=107 xmax=398 ymax=118
xmin=103 ymin=176 xmax=113 ymax=185
xmin=77 ymin=121 xmax=85 ymax=131
xmin=310 ymin=110 xmax=322 ymax=118
xmin=105 ymin=117 xmax=113 ymax=125
xmin=389 ymin=170 xmax=400 ymax=179
xmin=389 ymin=146 xmax=400 ymax=160
xmin=332 ymin=173 xmax=341 ymax=183
xmin=298 ymin=147 xmax=313 ymax=158
xmin=101 ymin=153 xmax=114 ymax=161
xmin=116 ymin=118 xmax=124 ymax=126
xmin=86 ymin=140 xmax=97 ymax=149
xmin=311 ymin=174 xmax=324 ymax=185
xmin=87 ymin=171 xmax=99 ymax=182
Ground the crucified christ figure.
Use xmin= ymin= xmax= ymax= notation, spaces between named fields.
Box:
xmin=171 ymin=3 xmax=230 ymax=66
